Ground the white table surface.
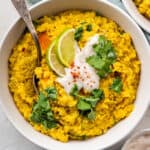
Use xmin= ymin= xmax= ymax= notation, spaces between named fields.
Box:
xmin=0 ymin=0 xmax=149 ymax=150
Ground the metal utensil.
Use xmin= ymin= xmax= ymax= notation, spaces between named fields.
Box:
xmin=11 ymin=0 xmax=42 ymax=94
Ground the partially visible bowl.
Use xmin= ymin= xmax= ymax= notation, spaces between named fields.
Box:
xmin=122 ymin=0 xmax=150 ymax=33
xmin=122 ymin=128 xmax=150 ymax=150
xmin=0 ymin=0 xmax=150 ymax=150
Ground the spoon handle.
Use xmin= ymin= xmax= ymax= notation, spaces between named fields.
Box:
xmin=11 ymin=0 xmax=42 ymax=65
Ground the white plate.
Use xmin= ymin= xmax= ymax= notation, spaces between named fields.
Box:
xmin=122 ymin=0 xmax=150 ymax=33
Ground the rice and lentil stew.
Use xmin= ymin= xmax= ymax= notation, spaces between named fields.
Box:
xmin=8 ymin=10 xmax=140 ymax=142
xmin=133 ymin=0 xmax=150 ymax=19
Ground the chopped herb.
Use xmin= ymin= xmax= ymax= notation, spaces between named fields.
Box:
xmin=110 ymin=77 xmax=123 ymax=93
xmin=30 ymin=87 xmax=58 ymax=129
xmin=45 ymin=87 xmax=57 ymax=100
xmin=77 ymin=99 xmax=91 ymax=111
xmin=86 ymin=24 xmax=92 ymax=31
xmin=74 ymin=26 xmax=83 ymax=41
xmin=87 ymin=109 xmax=96 ymax=120
xmin=86 ymin=55 xmax=107 ymax=70
xmin=70 ymin=84 xmax=79 ymax=97
xmin=97 ymin=68 xmax=112 ymax=78
xmin=70 ymin=85 xmax=104 ymax=120
xmin=86 ymin=35 xmax=116 ymax=78
xmin=92 ymin=89 xmax=104 ymax=100
xmin=81 ymin=97 xmax=99 ymax=108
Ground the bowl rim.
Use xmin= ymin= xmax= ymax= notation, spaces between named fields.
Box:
xmin=122 ymin=0 xmax=150 ymax=33
xmin=0 ymin=0 xmax=150 ymax=150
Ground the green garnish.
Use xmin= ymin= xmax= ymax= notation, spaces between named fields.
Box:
xmin=70 ymin=84 xmax=104 ymax=120
xmin=87 ymin=109 xmax=96 ymax=120
xmin=92 ymin=89 xmax=104 ymax=101
xmin=86 ymin=35 xmax=116 ymax=78
xmin=74 ymin=26 xmax=83 ymax=41
xmin=70 ymin=84 xmax=79 ymax=97
xmin=86 ymin=24 xmax=92 ymax=31
xmin=74 ymin=23 xmax=93 ymax=41
xmin=45 ymin=87 xmax=57 ymax=100
xmin=30 ymin=87 xmax=57 ymax=129
xmin=77 ymin=99 xmax=91 ymax=111
xmin=110 ymin=77 xmax=123 ymax=93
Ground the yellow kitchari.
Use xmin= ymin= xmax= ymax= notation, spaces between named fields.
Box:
xmin=133 ymin=0 xmax=150 ymax=19
xmin=8 ymin=10 xmax=140 ymax=142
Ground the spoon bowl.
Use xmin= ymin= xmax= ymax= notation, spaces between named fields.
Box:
xmin=11 ymin=0 xmax=41 ymax=94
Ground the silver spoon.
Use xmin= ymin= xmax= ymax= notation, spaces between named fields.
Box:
xmin=11 ymin=0 xmax=42 ymax=94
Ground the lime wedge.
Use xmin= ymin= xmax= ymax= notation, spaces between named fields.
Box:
xmin=46 ymin=40 xmax=65 ymax=77
xmin=56 ymin=29 xmax=76 ymax=67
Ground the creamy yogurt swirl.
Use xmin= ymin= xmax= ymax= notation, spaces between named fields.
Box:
xmin=57 ymin=35 xmax=100 ymax=93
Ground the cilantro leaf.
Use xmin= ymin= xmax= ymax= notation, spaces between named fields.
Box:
xmin=45 ymin=87 xmax=57 ymax=100
xmin=70 ymin=84 xmax=79 ymax=97
xmin=110 ymin=77 xmax=123 ymax=93
xmin=80 ymin=97 xmax=98 ymax=108
xmin=43 ymin=120 xmax=57 ymax=129
xmin=86 ymin=55 xmax=107 ymax=70
xmin=70 ymin=84 xmax=104 ymax=120
xmin=86 ymin=35 xmax=116 ymax=78
xmin=30 ymin=87 xmax=58 ymax=129
xmin=87 ymin=109 xmax=96 ymax=120
xmin=86 ymin=24 xmax=92 ymax=31
xmin=82 ymin=89 xmax=104 ymax=108
xmin=92 ymin=89 xmax=104 ymax=99
xmin=77 ymin=99 xmax=91 ymax=111
xmin=74 ymin=27 xmax=83 ymax=41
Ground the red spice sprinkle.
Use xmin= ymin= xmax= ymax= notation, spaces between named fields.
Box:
xmin=71 ymin=71 xmax=80 ymax=78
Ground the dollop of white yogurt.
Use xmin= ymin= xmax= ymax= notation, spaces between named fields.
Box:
xmin=57 ymin=35 xmax=100 ymax=93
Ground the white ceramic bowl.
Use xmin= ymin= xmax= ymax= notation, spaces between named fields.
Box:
xmin=122 ymin=128 xmax=150 ymax=150
xmin=0 ymin=0 xmax=150 ymax=150
xmin=122 ymin=0 xmax=150 ymax=33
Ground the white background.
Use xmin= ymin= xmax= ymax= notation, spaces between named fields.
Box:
xmin=0 ymin=0 xmax=149 ymax=150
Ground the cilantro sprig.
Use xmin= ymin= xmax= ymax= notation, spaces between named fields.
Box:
xmin=74 ymin=27 xmax=83 ymax=41
xmin=86 ymin=35 xmax=116 ymax=78
xmin=30 ymin=87 xmax=58 ymax=129
xmin=70 ymin=85 xmax=104 ymax=120
xmin=110 ymin=77 xmax=123 ymax=93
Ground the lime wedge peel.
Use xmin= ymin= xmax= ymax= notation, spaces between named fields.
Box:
xmin=56 ymin=28 xmax=76 ymax=67
xmin=46 ymin=40 xmax=65 ymax=77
